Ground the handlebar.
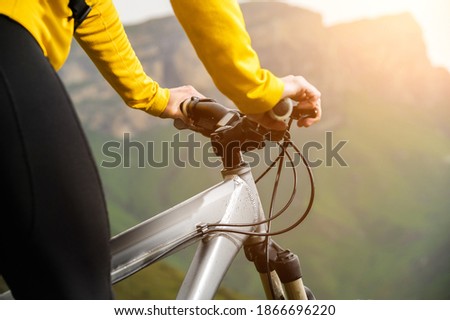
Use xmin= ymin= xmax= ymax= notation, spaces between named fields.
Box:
xmin=174 ymin=97 xmax=240 ymax=137
xmin=175 ymin=97 xmax=317 ymax=135
xmin=173 ymin=97 xmax=317 ymax=169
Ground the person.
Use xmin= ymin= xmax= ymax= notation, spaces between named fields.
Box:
xmin=0 ymin=0 xmax=203 ymax=299
xmin=0 ymin=0 xmax=321 ymax=299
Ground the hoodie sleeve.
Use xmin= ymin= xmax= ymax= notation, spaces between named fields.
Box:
xmin=170 ymin=0 xmax=284 ymax=114
xmin=74 ymin=0 xmax=169 ymax=116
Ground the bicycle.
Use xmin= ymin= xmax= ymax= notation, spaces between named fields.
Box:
xmin=0 ymin=97 xmax=318 ymax=300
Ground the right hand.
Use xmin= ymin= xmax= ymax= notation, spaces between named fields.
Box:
xmin=280 ymin=75 xmax=322 ymax=128
xmin=246 ymin=75 xmax=321 ymax=131
xmin=160 ymin=85 xmax=206 ymax=121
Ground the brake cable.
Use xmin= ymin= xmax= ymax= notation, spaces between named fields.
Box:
xmin=203 ymin=119 xmax=316 ymax=237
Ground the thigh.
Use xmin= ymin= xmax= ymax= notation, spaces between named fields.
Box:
xmin=0 ymin=16 xmax=112 ymax=299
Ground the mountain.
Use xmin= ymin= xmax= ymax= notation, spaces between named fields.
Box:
xmin=56 ymin=1 xmax=450 ymax=299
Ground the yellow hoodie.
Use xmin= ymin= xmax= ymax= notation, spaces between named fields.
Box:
xmin=0 ymin=0 xmax=283 ymax=115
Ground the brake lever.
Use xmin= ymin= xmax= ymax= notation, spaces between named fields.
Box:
xmin=291 ymin=106 xmax=318 ymax=120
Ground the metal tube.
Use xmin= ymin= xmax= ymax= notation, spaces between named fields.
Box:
xmin=283 ymin=278 xmax=308 ymax=300
xmin=259 ymin=271 xmax=285 ymax=300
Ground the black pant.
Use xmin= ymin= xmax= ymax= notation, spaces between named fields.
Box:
xmin=0 ymin=15 xmax=113 ymax=299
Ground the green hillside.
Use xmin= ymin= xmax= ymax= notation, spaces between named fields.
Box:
xmin=37 ymin=1 xmax=450 ymax=300
xmin=113 ymin=259 xmax=249 ymax=300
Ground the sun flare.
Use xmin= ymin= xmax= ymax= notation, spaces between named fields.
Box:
xmin=286 ymin=0 xmax=450 ymax=70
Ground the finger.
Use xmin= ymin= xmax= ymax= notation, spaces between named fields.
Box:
xmin=296 ymin=100 xmax=321 ymax=127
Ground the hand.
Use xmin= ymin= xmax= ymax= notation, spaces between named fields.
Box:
xmin=160 ymin=85 xmax=206 ymax=121
xmin=280 ymin=75 xmax=322 ymax=128
xmin=246 ymin=75 xmax=321 ymax=131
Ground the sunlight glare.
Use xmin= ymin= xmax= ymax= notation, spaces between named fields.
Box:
xmin=286 ymin=0 xmax=450 ymax=70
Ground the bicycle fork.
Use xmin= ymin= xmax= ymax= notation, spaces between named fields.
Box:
xmin=244 ymin=237 xmax=312 ymax=300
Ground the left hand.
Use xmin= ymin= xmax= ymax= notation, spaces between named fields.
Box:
xmin=160 ymin=85 xmax=206 ymax=121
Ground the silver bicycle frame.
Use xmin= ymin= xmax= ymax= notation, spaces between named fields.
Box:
xmin=110 ymin=165 xmax=266 ymax=299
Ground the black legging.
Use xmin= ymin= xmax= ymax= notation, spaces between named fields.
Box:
xmin=0 ymin=16 xmax=113 ymax=299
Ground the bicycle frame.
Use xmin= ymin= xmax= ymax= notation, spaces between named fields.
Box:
xmin=110 ymin=98 xmax=314 ymax=300
xmin=110 ymin=164 xmax=266 ymax=299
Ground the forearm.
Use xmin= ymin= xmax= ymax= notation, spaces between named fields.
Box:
xmin=74 ymin=0 xmax=169 ymax=116
xmin=171 ymin=0 xmax=284 ymax=114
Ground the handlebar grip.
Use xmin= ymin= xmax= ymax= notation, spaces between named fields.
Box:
xmin=175 ymin=97 xmax=235 ymax=136
xmin=181 ymin=97 xmax=229 ymax=125
xmin=268 ymin=98 xmax=293 ymax=121
xmin=268 ymin=98 xmax=318 ymax=121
